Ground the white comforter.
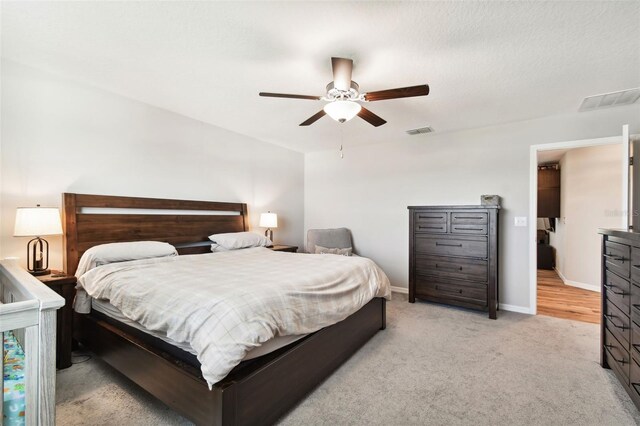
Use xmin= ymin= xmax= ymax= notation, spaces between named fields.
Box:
xmin=77 ymin=247 xmax=391 ymax=387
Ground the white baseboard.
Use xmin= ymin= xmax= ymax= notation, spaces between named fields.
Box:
xmin=554 ymin=268 xmax=600 ymax=293
xmin=499 ymin=303 xmax=532 ymax=314
xmin=391 ymin=285 xmax=531 ymax=314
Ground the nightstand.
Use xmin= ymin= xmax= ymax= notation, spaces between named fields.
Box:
xmin=37 ymin=271 xmax=76 ymax=369
xmin=269 ymin=245 xmax=298 ymax=253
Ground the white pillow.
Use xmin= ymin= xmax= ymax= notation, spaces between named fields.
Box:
xmin=314 ymin=245 xmax=353 ymax=256
xmin=208 ymin=231 xmax=272 ymax=250
xmin=210 ymin=243 xmax=230 ymax=253
xmin=75 ymin=241 xmax=178 ymax=277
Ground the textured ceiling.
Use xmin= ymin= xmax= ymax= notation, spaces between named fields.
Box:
xmin=2 ymin=1 xmax=639 ymax=153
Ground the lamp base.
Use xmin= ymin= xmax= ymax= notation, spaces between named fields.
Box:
xmin=26 ymin=236 xmax=51 ymax=277
xmin=265 ymin=228 xmax=274 ymax=244
xmin=29 ymin=268 xmax=50 ymax=276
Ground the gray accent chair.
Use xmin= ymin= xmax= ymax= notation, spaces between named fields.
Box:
xmin=306 ymin=228 xmax=355 ymax=254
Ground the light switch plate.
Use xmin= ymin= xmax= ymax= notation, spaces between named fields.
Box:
xmin=514 ymin=216 xmax=527 ymax=227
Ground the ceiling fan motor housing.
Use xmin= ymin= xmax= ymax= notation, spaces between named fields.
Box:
xmin=325 ymin=81 xmax=361 ymax=101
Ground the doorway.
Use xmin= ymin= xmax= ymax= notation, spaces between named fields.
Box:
xmin=528 ymin=127 xmax=630 ymax=318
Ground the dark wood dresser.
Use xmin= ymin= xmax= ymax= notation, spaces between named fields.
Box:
xmin=408 ymin=205 xmax=499 ymax=319
xmin=599 ymin=229 xmax=640 ymax=410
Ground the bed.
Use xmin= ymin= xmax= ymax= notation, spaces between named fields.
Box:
xmin=62 ymin=193 xmax=388 ymax=425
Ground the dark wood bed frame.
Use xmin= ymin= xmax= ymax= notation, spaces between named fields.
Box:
xmin=62 ymin=193 xmax=386 ymax=426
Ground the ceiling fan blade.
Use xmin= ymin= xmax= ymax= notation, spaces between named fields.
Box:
xmin=331 ymin=57 xmax=353 ymax=91
xmin=363 ymin=84 xmax=430 ymax=102
xmin=299 ymin=110 xmax=327 ymax=126
xmin=357 ymin=107 xmax=387 ymax=127
xmin=259 ymin=92 xmax=322 ymax=100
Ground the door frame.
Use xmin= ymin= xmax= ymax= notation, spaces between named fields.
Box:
xmin=528 ymin=127 xmax=629 ymax=314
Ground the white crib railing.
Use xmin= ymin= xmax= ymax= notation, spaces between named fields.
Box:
xmin=1 ymin=260 xmax=65 ymax=426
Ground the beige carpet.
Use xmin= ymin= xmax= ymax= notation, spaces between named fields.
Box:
xmin=56 ymin=294 xmax=640 ymax=425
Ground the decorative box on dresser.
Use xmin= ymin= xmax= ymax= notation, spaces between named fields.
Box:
xmin=408 ymin=205 xmax=499 ymax=319
xmin=599 ymin=228 xmax=640 ymax=410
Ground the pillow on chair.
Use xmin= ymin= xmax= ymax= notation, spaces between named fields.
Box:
xmin=306 ymin=228 xmax=354 ymax=254
xmin=314 ymin=245 xmax=353 ymax=256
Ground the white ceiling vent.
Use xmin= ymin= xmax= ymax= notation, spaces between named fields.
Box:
xmin=406 ymin=126 xmax=434 ymax=135
xmin=579 ymin=88 xmax=640 ymax=112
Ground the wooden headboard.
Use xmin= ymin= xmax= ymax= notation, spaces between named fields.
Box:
xmin=62 ymin=193 xmax=248 ymax=275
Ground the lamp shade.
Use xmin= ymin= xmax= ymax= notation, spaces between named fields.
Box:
xmin=14 ymin=207 xmax=63 ymax=237
xmin=323 ymin=100 xmax=361 ymax=123
xmin=259 ymin=212 xmax=278 ymax=228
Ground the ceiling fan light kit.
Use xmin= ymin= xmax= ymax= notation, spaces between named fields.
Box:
xmin=324 ymin=100 xmax=362 ymax=123
xmin=259 ymin=57 xmax=429 ymax=128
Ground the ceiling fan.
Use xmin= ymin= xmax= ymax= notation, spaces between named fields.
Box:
xmin=259 ymin=57 xmax=429 ymax=127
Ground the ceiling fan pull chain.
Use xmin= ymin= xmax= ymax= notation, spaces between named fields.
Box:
xmin=339 ymin=128 xmax=344 ymax=159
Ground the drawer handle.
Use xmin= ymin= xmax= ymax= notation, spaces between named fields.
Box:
xmin=435 ymin=242 xmax=462 ymax=247
xmin=435 ymin=264 xmax=463 ymax=272
xmin=603 ymin=284 xmax=628 ymax=296
xmin=455 ymin=227 xmax=483 ymax=231
xmin=455 ymin=216 xmax=484 ymax=220
xmin=604 ymin=313 xmax=629 ymax=330
xmin=435 ymin=285 xmax=463 ymax=294
xmin=418 ymin=216 xmax=443 ymax=220
xmin=604 ymin=253 xmax=626 ymax=262
xmin=418 ymin=226 xmax=442 ymax=230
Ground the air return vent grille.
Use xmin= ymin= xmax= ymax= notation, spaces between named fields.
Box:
xmin=579 ymin=88 xmax=640 ymax=112
xmin=406 ymin=126 xmax=434 ymax=135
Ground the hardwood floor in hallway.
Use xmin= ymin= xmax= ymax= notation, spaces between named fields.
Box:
xmin=537 ymin=269 xmax=600 ymax=324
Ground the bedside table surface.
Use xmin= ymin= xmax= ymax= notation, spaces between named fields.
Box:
xmin=269 ymin=245 xmax=299 ymax=252
xmin=37 ymin=272 xmax=77 ymax=285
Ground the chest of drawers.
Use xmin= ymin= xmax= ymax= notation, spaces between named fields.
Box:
xmin=408 ymin=205 xmax=500 ymax=319
xmin=599 ymin=229 xmax=640 ymax=410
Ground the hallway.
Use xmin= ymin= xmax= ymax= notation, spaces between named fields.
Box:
xmin=537 ymin=269 xmax=600 ymax=324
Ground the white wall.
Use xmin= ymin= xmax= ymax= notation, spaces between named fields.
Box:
xmin=0 ymin=60 xmax=305 ymax=270
xmin=551 ymin=145 xmax=622 ymax=291
xmin=305 ymin=105 xmax=640 ymax=310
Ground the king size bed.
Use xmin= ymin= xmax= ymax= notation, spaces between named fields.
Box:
xmin=62 ymin=193 xmax=389 ymax=426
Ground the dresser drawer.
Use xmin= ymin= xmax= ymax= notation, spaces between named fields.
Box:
xmin=631 ymin=283 xmax=640 ymax=325
xmin=604 ymin=297 xmax=631 ymax=349
xmin=631 ymin=319 xmax=640 ymax=358
xmin=450 ymin=224 xmax=488 ymax=235
xmin=630 ymin=356 xmax=640 ymax=399
xmin=415 ymin=277 xmax=487 ymax=305
xmin=605 ymin=271 xmax=631 ymax=315
xmin=416 ymin=255 xmax=487 ymax=283
xmin=631 ymin=247 xmax=640 ymax=283
xmin=415 ymin=223 xmax=447 ymax=233
xmin=414 ymin=211 xmax=447 ymax=223
xmin=414 ymin=235 xmax=487 ymax=258
xmin=450 ymin=212 xmax=488 ymax=225
xmin=604 ymin=326 xmax=630 ymax=384
xmin=605 ymin=240 xmax=631 ymax=278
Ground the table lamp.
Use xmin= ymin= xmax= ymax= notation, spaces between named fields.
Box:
xmin=14 ymin=205 xmax=63 ymax=276
xmin=259 ymin=211 xmax=278 ymax=243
